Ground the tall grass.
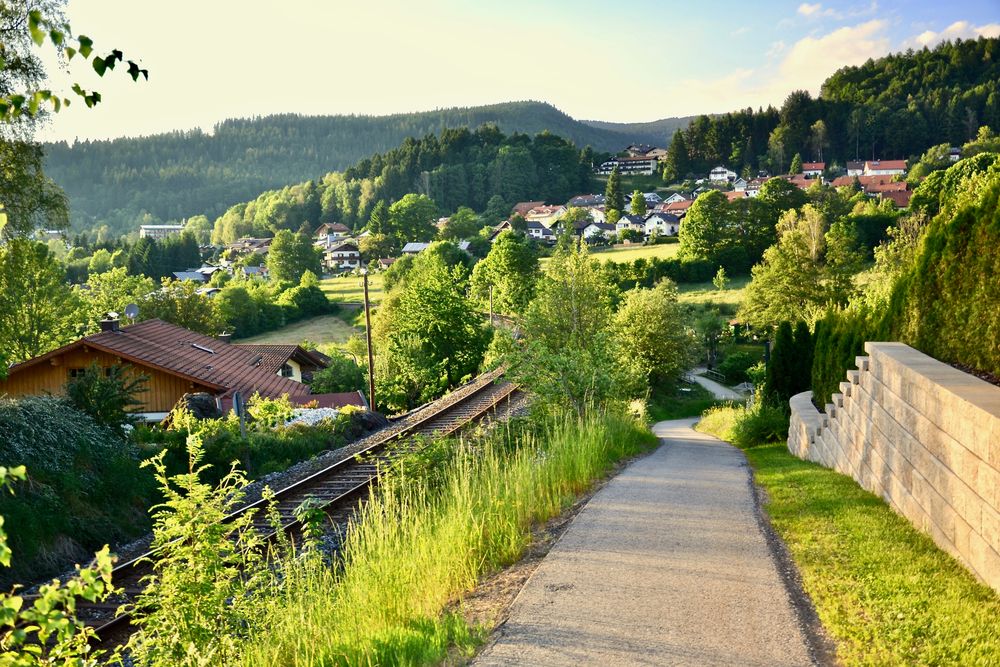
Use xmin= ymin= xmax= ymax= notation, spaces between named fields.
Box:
xmin=238 ymin=410 xmax=656 ymax=666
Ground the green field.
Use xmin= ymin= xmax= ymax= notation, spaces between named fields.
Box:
xmin=238 ymin=313 xmax=359 ymax=347
xmin=541 ymin=243 xmax=682 ymax=268
xmin=321 ymin=273 xmax=385 ymax=303
xmin=677 ymin=275 xmax=750 ymax=311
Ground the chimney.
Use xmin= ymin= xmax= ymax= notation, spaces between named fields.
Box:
xmin=99 ymin=317 xmax=120 ymax=333
xmin=217 ymin=332 xmax=233 ymax=344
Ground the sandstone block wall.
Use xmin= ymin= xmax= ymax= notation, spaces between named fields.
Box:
xmin=788 ymin=342 xmax=1000 ymax=593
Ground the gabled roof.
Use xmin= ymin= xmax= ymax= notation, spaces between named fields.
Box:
xmin=664 ymin=200 xmax=694 ymax=211
xmin=325 ymin=241 xmax=360 ymax=253
xmin=645 ymin=212 xmax=680 ymax=222
xmin=617 ymin=214 xmax=646 ymax=225
xmin=315 ymin=222 xmax=351 ymax=235
xmin=865 ymin=159 xmax=907 ymax=171
xmin=513 ymin=201 xmax=546 ymax=216
xmin=230 ymin=343 xmax=327 ymax=375
xmin=173 ymin=271 xmax=208 ymax=282
xmin=801 ymin=162 xmax=825 ymax=170
xmin=5 ymin=319 xmax=320 ymax=402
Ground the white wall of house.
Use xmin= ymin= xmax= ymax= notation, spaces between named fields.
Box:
xmin=276 ymin=359 xmax=303 ymax=383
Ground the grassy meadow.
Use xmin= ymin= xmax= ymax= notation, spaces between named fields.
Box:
xmin=235 ymin=410 xmax=657 ymax=665
xmin=589 ymin=242 xmax=682 ymax=263
xmin=321 ymin=273 xmax=385 ymax=303
xmin=238 ymin=313 xmax=360 ymax=347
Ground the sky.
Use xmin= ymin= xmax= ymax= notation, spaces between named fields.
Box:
xmin=35 ymin=0 xmax=1000 ymax=142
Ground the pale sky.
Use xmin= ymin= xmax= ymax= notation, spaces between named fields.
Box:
xmin=36 ymin=0 xmax=1000 ymax=142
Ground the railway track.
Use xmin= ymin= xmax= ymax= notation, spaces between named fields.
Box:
xmin=80 ymin=370 xmax=520 ymax=648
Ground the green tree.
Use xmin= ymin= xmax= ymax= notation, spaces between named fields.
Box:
xmin=438 ymin=206 xmax=480 ymax=240
xmin=469 ymin=230 xmax=539 ymax=315
xmin=513 ymin=238 xmax=621 ymax=414
xmin=310 ymin=354 xmax=366 ymax=394
xmin=183 ymin=214 xmax=213 ymax=245
xmin=266 ymin=230 xmax=321 ymax=285
xmin=604 ymin=165 xmax=624 ymax=215
xmin=388 ymin=193 xmax=438 ymax=242
xmin=629 ymin=189 xmax=647 ymax=216
xmin=215 ymin=284 xmax=262 ymax=336
xmin=64 ymin=362 xmax=147 ymax=435
xmin=662 ymin=129 xmax=689 ymax=182
xmin=713 ymin=266 xmax=729 ymax=291
xmin=678 ymin=190 xmax=733 ymax=263
xmin=76 ymin=266 xmax=156 ymax=331
xmin=140 ymin=278 xmax=224 ymax=334
xmin=612 ymin=280 xmax=695 ymax=391
xmin=373 ymin=250 xmax=488 ymax=411
xmin=0 ymin=238 xmax=81 ymax=364
xmin=763 ymin=321 xmax=796 ymax=407
xmin=789 ymin=152 xmax=803 ymax=174
xmin=740 ymin=205 xmax=862 ymax=327
xmin=366 ymin=200 xmax=389 ymax=235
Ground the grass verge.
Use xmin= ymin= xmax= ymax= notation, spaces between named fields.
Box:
xmin=237 ymin=313 xmax=359 ymax=346
xmin=647 ymin=382 xmax=722 ymax=421
xmin=237 ymin=410 xmax=657 ymax=666
xmin=746 ymin=443 xmax=1000 ymax=665
xmin=321 ymin=273 xmax=385 ymax=303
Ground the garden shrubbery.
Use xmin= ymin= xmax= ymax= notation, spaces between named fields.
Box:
xmin=0 ymin=395 xmax=156 ymax=586
xmin=697 ymin=401 xmax=789 ymax=449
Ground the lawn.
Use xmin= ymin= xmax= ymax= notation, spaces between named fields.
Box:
xmin=677 ymin=275 xmax=750 ymax=311
xmin=238 ymin=313 xmax=359 ymax=347
xmin=744 ymin=443 xmax=1000 ymax=665
xmin=321 ymin=273 xmax=385 ymax=303
xmin=589 ymin=243 xmax=682 ymax=263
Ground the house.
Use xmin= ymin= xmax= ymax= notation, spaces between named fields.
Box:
xmin=878 ymin=190 xmax=912 ymax=208
xmin=662 ymin=200 xmax=694 ymax=217
xmin=725 ymin=191 xmax=748 ymax=202
xmin=643 ymin=192 xmax=663 ymax=205
xmin=948 ymin=147 xmax=962 ymax=162
xmin=376 ymin=257 xmax=396 ymax=270
xmin=139 ymin=224 xmax=185 ymax=240
xmin=489 ymin=220 xmax=514 ymax=241
xmin=314 ymin=222 xmax=351 ymax=238
xmin=581 ymin=222 xmax=616 ymax=240
xmin=846 ymin=161 xmax=865 ymax=177
xmin=780 ymin=174 xmax=817 ymax=191
xmin=173 ymin=271 xmax=208 ymax=283
xmin=663 ymin=192 xmax=688 ymax=205
xmin=596 ymin=156 xmax=658 ymax=176
xmin=802 ymin=162 xmax=825 ymax=177
xmin=732 ymin=177 xmax=748 ymax=192
xmin=625 ymin=143 xmax=655 ymax=157
xmin=0 ymin=318 xmax=367 ymax=421
xmin=226 ymin=237 xmax=273 ymax=258
xmin=526 ymin=221 xmax=556 ymax=243
xmin=709 ymin=166 xmax=737 ymax=183
xmin=615 ymin=214 xmax=646 ymax=234
xmin=643 ymin=213 xmax=680 ymax=237
xmin=513 ymin=201 xmax=546 ymax=217
xmin=402 ymin=241 xmax=471 ymax=255
xmin=567 ymin=194 xmax=604 ymax=207
xmin=863 ymin=159 xmax=907 ymax=176
xmin=323 ymin=241 xmax=361 ymax=271
xmin=242 ymin=265 xmax=269 ymax=279
xmin=644 ymin=147 xmax=668 ymax=160
xmin=525 ymin=205 xmax=567 ymax=226
xmin=745 ymin=177 xmax=768 ymax=197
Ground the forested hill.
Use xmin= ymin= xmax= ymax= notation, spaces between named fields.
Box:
xmin=43 ymin=101 xmax=689 ymax=236
xmin=662 ymin=37 xmax=1000 ymax=180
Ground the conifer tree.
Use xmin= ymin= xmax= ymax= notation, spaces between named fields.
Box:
xmin=663 ymin=129 xmax=689 ymax=183
xmin=605 ymin=165 xmax=624 ymax=215
xmin=629 ymin=190 xmax=647 ymax=216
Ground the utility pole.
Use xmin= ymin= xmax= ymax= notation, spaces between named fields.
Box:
xmin=362 ymin=269 xmax=376 ymax=410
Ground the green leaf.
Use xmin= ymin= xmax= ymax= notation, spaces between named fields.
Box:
xmin=28 ymin=10 xmax=45 ymax=46
xmin=49 ymin=29 xmax=64 ymax=46
xmin=64 ymin=46 xmax=76 ymax=61
xmin=77 ymin=35 xmax=93 ymax=58
xmin=92 ymin=57 xmax=107 ymax=77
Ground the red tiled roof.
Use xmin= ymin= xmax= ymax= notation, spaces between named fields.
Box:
xmin=802 ymin=162 xmax=825 ymax=170
xmin=7 ymin=319 xmax=317 ymax=402
xmin=879 ymin=190 xmax=912 ymax=208
xmin=663 ymin=200 xmax=693 ymax=211
xmin=725 ymin=191 xmax=747 ymax=201
xmin=513 ymin=201 xmax=546 ymax=216
xmin=831 ymin=174 xmax=897 ymax=188
xmin=866 ymin=181 xmax=908 ymax=193
xmin=865 ymin=159 xmax=907 ymax=171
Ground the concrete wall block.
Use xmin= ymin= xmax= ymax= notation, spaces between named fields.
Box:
xmin=840 ymin=381 xmax=853 ymax=398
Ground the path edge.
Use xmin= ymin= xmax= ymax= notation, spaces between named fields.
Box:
xmin=740 ymin=448 xmax=839 ymax=667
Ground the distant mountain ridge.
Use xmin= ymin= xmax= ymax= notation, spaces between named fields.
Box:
xmin=43 ymin=101 xmax=691 ymax=234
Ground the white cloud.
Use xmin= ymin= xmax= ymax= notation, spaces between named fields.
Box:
xmin=766 ymin=40 xmax=787 ymax=59
xmin=731 ymin=26 xmax=750 ymax=36
xmin=798 ymin=3 xmax=822 ymax=16
xmin=910 ymin=21 xmax=1000 ymax=48
xmin=676 ymin=20 xmax=890 ymax=114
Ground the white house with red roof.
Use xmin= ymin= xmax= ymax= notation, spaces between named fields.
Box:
xmin=863 ymin=159 xmax=906 ymax=176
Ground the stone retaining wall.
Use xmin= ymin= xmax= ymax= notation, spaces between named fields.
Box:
xmin=788 ymin=342 xmax=1000 ymax=593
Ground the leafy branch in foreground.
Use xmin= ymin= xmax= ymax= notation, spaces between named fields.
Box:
xmin=0 ymin=464 xmax=120 ymax=666
xmin=0 ymin=5 xmax=147 ymax=121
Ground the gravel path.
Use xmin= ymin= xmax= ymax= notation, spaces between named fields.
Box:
xmin=474 ymin=418 xmax=817 ymax=667
xmin=690 ymin=368 xmax=744 ymax=400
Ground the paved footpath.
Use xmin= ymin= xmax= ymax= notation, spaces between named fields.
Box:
xmin=474 ymin=418 xmax=814 ymax=667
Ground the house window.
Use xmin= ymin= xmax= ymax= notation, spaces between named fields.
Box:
xmin=280 ymin=363 xmax=294 ymax=378
xmin=68 ymin=367 xmax=86 ymax=379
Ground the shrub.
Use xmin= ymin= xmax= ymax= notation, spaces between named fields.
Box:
xmin=810 ymin=308 xmax=872 ymax=407
xmin=697 ymin=401 xmax=789 ymax=449
xmin=717 ymin=351 xmax=756 ymax=384
xmin=64 ymin=362 xmax=148 ymax=435
xmin=310 ymin=354 xmax=366 ymax=394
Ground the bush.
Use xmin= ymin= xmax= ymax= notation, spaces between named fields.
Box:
xmin=811 ymin=308 xmax=872 ymax=407
xmin=64 ymin=362 xmax=148 ymax=435
xmin=0 ymin=396 xmax=155 ymax=586
xmin=716 ymin=351 xmax=756 ymax=384
xmin=310 ymin=354 xmax=366 ymax=394
xmin=697 ymin=401 xmax=789 ymax=449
